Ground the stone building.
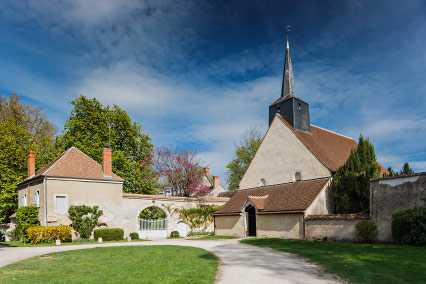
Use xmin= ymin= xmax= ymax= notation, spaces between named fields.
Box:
xmin=15 ymin=147 xmax=228 ymax=239
xmin=214 ymin=36 xmax=386 ymax=238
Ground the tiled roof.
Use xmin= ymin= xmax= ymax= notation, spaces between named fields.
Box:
xmin=306 ymin=213 xmax=370 ymax=220
xmin=217 ymin=191 xmax=236 ymax=198
xmin=19 ymin=147 xmax=123 ymax=185
xmin=214 ymin=178 xmax=330 ymax=215
xmin=276 ymin=115 xmax=388 ymax=176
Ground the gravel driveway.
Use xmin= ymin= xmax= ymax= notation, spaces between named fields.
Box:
xmin=0 ymin=239 xmax=343 ymax=284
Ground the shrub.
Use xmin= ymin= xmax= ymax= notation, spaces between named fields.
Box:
xmin=188 ymin=231 xmax=214 ymax=236
xmin=27 ymin=226 xmax=72 ymax=244
xmin=178 ymin=205 xmax=221 ymax=230
xmin=6 ymin=228 xmax=19 ymax=241
xmin=129 ymin=232 xmax=139 ymax=240
xmin=94 ymin=228 xmax=124 ymax=241
xmin=16 ymin=206 xmax=40 ymax=242
xmin=392 ymin=207 xmax=426 ymax=245
xmin=170 ymin=231 xmax=180 ymax=238
xmin=355 ymin=220 xmax=378 ymax=243
xmin=68 ymin=205 xmax=103 ymax=239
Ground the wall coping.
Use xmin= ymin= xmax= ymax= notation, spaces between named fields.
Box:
xmin=306 ymin=213 xmax=370 ymax=221
xmin=370 ymin=172 xmax=426 ymax=182
xmin=122 ymin=193 xmax=229 ymax=202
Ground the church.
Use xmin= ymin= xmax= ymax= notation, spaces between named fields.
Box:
xmin=214 ymin=36 xmax=387 ymax=239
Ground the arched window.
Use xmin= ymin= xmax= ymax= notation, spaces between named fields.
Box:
xmin=260 ymin=178 xmax=266 ymax=186
xmin=295 ymin=172 xmax=302 ymax=181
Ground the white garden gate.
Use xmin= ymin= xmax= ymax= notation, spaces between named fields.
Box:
xmin=138 ymin=218 xmax=168 ymax=239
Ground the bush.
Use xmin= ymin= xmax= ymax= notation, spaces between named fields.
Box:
xmin=68 ymin=205 xmax=103 ymax=239
xmin=129 ymin=232 xmax=139 ymax=240
xmin=27 ymin=226 xmax=72 ymax=244
xmin=94 ymin=228 xmax=124 ymax=241
xmin=16 ymin=206 xmax=40 ymax=242
xmin=392 ymin=207 xmax=426 ymax=245
xmin=188 ymin=231 xmax=214 ymax=236
xmin=355 ymin=220 xmax=378 ymax=243
xmin=6 ymin=228 xmax=19 ymax=241
xmin=170 ymin=231 xmax=180 ymax=238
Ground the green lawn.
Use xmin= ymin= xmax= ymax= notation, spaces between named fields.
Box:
xmin=195 ymin=235 xmax=237 ymax=240
xmin=0 ymin=239 xmax=146 ymax=247
xmin=0 ymin=245 xmax=217 ymax=284
xmin=241 ymin=238 xmax=426 ymax=284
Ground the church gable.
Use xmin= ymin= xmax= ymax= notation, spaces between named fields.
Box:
xmin=239 ymin=115 xmax=331 ymax=189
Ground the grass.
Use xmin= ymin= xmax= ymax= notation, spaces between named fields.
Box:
xmin=0 ymin=245 xmax=217 ymax=284
xmin=241 ymin=238 xmax=426 ymax=284
xmin=0 ymin=239 xmax=146 ymax=247
xmin=194 ymin=235 xmax=237 ymax=240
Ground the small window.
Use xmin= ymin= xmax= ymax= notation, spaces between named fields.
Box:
xmin=56 ymin=196 xmax=67 ymax=213
xmin=34 ymin=190 xmax=40 ymax=207
xmin=22 ymin=194 xmax=27 ymax=207
xmin=260 ymin=178 xmax=266 ymax=186
xmin=277 ymin=105 xmax=281 ymax=112
xmin=99 ymin=223 xmax=107 ymax=228
xmin=295 ymin=172 xmax=302 ymax=181
xmin=163 ymin=188 xmax=167 ymax=196
xmin=170 ymin=187 xmax=174 ymax=196
xmin=298 ymin=103 xmax=302 ymax=110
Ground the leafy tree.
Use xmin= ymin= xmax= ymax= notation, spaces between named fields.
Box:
xmin=331 ymin=135 xmax=381 ymax=213
xmin=139 ymin=206 xmax=166 ymax=219
xmin=226 ymin=126 xmax=262 ymax=190
xmin=400 ymin=162 xmax=414 ymax=175
xmin=58 ymin=95 xmax=156 ymax=194
xmin=68 ymin=205 xmax=103 ymax=239
xmin=0 ymin=94 xmax=57 ymax=223
xmin=154 ymin=146 xmax=209 ymax=197
xmin=16 ymin=205 xmax=40 ymax=242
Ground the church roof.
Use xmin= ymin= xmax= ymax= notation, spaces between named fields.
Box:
xmin=281 ymin=37 xmax=296 ymax=99
xmin=214 ymin=178 xmax=330 ymax=215
xmin=276 ymin=114 xmax=388 ymax=175
xmin=18 ymin=147 xmax=123 ymax=186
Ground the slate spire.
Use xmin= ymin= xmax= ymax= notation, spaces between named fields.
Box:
xmin=281 ymin=27 xmax=296 ymax=99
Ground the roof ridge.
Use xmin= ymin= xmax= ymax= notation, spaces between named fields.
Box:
xmin=237 ymin=176 xmax=331 ymax=192
xmin=310 ymin=124 xmax=356 ymax=141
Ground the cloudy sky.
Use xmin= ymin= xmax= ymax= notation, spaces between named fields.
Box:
xmin=1 ymin=0 xmax=426 ymax=186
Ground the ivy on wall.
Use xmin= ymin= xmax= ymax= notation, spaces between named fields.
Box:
xmin=178 ymin=204 xmax=222 ymax=230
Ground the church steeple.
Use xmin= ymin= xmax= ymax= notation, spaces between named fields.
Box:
xmin=269 ymin=26 xmax=311 ymax=132
xmin=281 ymin=26 xmax=296 ymax=99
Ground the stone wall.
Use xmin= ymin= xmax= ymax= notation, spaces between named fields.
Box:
xmin=305 ymin=214 xmax=369 ymax=241
xmin=370 ymin=173 xmax=426 ymax=242
xmin=257 ymin=213 xmax=304 ymax=239
xmin=214 ymin=215 xmax=245 ymax=237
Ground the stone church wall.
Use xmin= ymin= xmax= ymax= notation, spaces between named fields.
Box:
xmin=239 ymin=117 xmax=330 ymax=189
xmin=370 ymin=173 xmax=426 ymax=242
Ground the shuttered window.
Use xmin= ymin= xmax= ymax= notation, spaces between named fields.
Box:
xmin=56 ymin=196 xmax=67 ymax=213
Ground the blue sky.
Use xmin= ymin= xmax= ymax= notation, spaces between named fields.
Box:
xmin=1 ymin=0 xmax=426 ymax=186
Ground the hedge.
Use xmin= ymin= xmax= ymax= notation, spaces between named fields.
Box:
xmin=129 ymin=232 xmax=139 ymax=240
xmin=355 ymin=220 xmax=378 ymax=243
xmin=27 ymin=226 xmax=72 ymax=244
xmin=94 ymin=228 xmax=124 ymax=241
xmin=392 ymin=207 xmax=426 ymax=245
xmin=16 ymin=206 xmax=40 ymax=242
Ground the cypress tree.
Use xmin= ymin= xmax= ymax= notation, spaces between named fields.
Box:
xmin=331 ymin=135 xmax=381 ymax=213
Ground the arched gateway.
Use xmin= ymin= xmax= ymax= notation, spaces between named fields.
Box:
xmin=138 ymin=206 xmax=168 ymax=239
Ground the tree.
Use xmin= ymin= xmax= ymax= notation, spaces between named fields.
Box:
xmin=400 ymin=163 xmax=414 ymax=175
xmin=226 ymin=126 xmax=262 ymax=190
xmin=58 ymin=95 xmax=156 ymax=194
xmin=68 ymin=205 xmax=103 ymax=239
xmin=331 ymin=135 xmax=381 ymax=213
xmin=139 ymin=206 xmax=166 ymax=219
xmin=0 ymin=93 xmax=58 ymax=223
xmin=154 ymin=146 xmax=209 ymax=197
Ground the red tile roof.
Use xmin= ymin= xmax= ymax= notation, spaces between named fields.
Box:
xmin=276 ymin=115 xmax=388 ymax=176
xmin=19 ymin=147 xmax=123 ymax=185
xmin=214 ymin=178 xmax=330 ymax=215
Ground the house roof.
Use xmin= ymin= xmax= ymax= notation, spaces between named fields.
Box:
xmin=214 ymin=178 xmax=330 ymax=215
xmin=276 ymin=115 xmax=387 ymax=176
xmin=217 ymin=191 xmax=236 ymax=198
xmin=18 ymin=147 xmax=123 ymax=186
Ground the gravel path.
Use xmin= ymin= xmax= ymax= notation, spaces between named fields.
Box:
xmin=0 ymin=239 xmax=343 ymax=284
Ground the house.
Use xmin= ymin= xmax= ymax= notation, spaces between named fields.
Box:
xmin=157 ymin=167 xmax=227 ymax=197
xmin=16 ymin=147 xmax=228 ymax=239
xmin=214 ymin=36 xmax=386 ymax=238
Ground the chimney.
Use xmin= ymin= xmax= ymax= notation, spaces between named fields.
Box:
xmin=213 ymin=176 xmax=219 ymax=189
xmin=205 ymin=167 xmax=210 ymax=179
xmin=102 ymin=148 xmax=112 ymax=178
xmin=28 ymin=150 xmax=35 ymax=177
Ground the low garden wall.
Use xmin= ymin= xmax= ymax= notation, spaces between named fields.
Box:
xmin=305 ymin=214 xmax=369 ymax=241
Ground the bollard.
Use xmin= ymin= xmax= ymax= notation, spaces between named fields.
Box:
xmin=56 ymin=239 xmax=61 ymax=246
xmin=127 ymin=236 xmax=131 ymax=242
xmin=98 ymin=237 xmax=102 ymax=244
